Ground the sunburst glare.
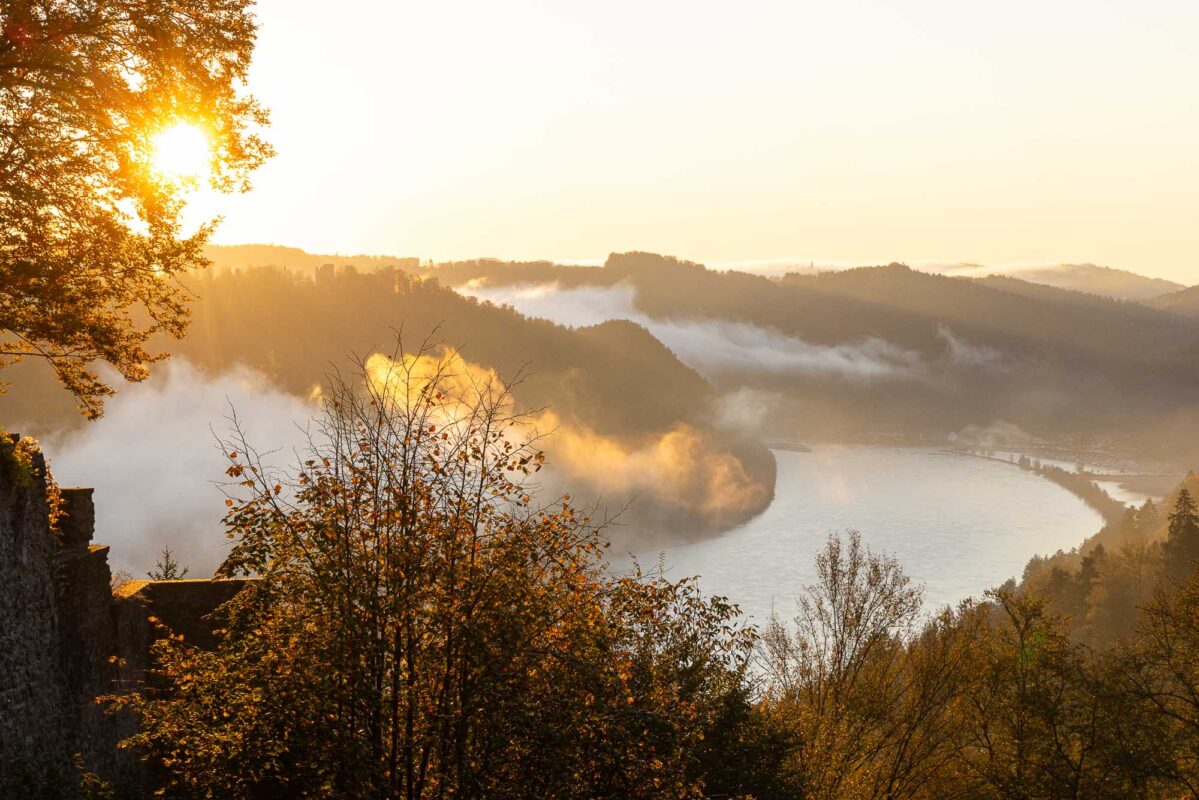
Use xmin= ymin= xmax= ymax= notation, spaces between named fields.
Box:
xmin=150 ymin=123 xmax=211 ymax=180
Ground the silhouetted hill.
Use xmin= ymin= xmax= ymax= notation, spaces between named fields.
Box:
xmin=777 ymin=263 xmax=1194 ymax=359
xmin=949 ymin=263 xmax=1184 ymax=301
xmin=1145 ymin=284 xmax=1199 ymax=319
xmin=204 ymin=244 xmax=420 ymax=275
xmin=418 ymin=258 xmax=605 ymax=288
xmin=185 ymin=266 xmax=715 ymax=437
xmin=427 ymin=252 xmax=1199 ymax=457
xmin=974 ymin=275 xmax=1162 ymax=311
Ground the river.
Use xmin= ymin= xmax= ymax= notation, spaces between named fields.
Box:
xmin=624 ymin=445 xmax=1104 ymax=626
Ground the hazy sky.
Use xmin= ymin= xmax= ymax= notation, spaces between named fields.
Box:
xmin=202 ymin=0 xmax=1199 ymax=281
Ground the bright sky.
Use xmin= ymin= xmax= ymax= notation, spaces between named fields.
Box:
xmin=200 ymin=0 xmax=1199 ymax=281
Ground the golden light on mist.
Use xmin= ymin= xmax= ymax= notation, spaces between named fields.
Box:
xmin=150 ymin=123 xmax=211 ymax=180
xmin=364 ymin=350 xmax=768 ymax=523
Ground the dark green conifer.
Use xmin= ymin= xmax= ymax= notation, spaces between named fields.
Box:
xmin=148 ymin=546 xmax=189 ymax=581
xmin=1164 ymin=489 xmax=1199 ymax=582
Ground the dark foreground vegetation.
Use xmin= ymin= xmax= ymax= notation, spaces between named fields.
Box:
xmin=29 ymin=350 xmax=1194 ymax=800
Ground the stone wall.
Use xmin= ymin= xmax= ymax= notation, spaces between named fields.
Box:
xmin=0 ymin=437 xmax=252 ymax=793
xmin=54 ymin=488 xmax=131 ymax=782
xmin=0 ymin=439 xmax=69 ymax=787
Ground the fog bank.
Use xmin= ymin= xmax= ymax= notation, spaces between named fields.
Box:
xmin=457 ymin=281 xmax=926 ymax=381
xmin=41 ymin=360 xmax=315 ymax=577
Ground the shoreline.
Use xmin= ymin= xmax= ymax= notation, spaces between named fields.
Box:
xmin=947 ymin=449 xmax=1129 ymax=525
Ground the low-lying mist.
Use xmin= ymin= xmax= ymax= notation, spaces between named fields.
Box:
xmin=41 ymin=360 xmax=316 ymax=577
xmin=362 ymin=350 xmax=773 ymax=550
xmin=38 ymin=349 xmax=775 ymax=575
xmin=456 ymin=281 xmax=926 ymax=382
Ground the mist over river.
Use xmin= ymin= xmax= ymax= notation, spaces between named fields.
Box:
xmin=622 ymin=445 xmax=1104 ymax=626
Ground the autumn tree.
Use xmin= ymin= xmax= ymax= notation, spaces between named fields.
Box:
xmin=0 ymin=1 xmax=270 ymax=417
xmin=114 ymin=341 xmax=752 ymax=799
xmin=1113 ymin=569 xmax=1199 ymax=796
xmin=751 ymin=538 xmax=1168 ymax=800
xmin=756 ymin=532 xmax=975 ymax=800
xmin=953 ymin=590 xmax=1139 ymax=799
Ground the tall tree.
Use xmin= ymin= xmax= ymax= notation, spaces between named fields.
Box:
xmin=756 ymin=532 xmax=973 ymax=800
xmin=1115 ymin=572 xmax=1199 ymax=796
xmin=1164 ymin=489 xmax=1199 ymax=582
xmin=0 ymin=1 xmax=270 ymax=417
xmin=956 ymin=590 xmax=1133 ymax=799
xmin=1135 ymin=499 xmax=1162 ymax=536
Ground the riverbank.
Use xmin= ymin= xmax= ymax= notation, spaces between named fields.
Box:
xmin=949 ymin=449 xmax=1131 ymax=525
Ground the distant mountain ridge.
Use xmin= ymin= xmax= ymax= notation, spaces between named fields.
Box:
xmin=427 ymin=252 xmax=1199 ymax=457
xmin=175 ymin=246 xmax=1199 ymax=455
xmin=203 ymin=243 xmax=421 ymax=274
xmin=940 ymin=262 xmax=1185 ymax=301
xmin=1145 ymin=284 xmax=1199 ymax=319
xmin=206 ymin=246 xmax=1185 ymax=303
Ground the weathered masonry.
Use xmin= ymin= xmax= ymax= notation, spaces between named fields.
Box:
xmin=0 ymin=436 xmax=248 ymax=791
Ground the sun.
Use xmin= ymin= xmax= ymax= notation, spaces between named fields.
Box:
xmin=150 ymin=123 xmax=211 ymax=180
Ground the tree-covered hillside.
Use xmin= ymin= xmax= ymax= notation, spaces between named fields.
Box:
xmin=432 ymin=252 xmax=1199 ymax=456
xmin=0 ymin=264 xmax=774 ymax=545
xmin=1145 ymin=283 xmax=1199 ymax=319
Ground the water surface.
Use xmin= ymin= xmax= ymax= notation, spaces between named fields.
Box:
xmin=626 ymin=446 xmax=1103 ymax=626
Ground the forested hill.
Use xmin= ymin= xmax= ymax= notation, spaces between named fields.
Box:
xmin=1144 ymin=283 xmax=1199 ymax=319
xmin=776 ymin=264 xmax=1194 ymax=358
xmin=421 ymin=258 xmax=604 ymax=288
xmin=968 ymin=263 xmax=1184 ymax=301
xmin=774 ymin=266 xmax=1199 ymax=448
xmin=972 ymin=275 xmax=1163 ymax=310
xmin=429 ymin=253 xmax=1199 ymax=455
xmin=202 ymin=243 xmax=421 ymax=274
xmin=0 ymin=265 xmax=775 ymax=545
xmin=184 ymin=267 xmax=711 ymax=438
